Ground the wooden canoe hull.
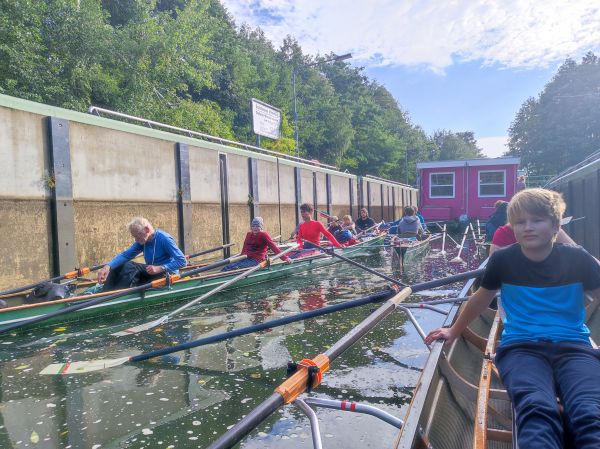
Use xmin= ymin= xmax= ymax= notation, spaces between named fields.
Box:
xmin=0 ymin=235 xmax=385 ymax=330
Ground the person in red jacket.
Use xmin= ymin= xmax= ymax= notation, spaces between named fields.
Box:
xmin=222 ymin=217 xmax=290 ymax=271
xmin=291 ymin=203 xmax=341 ymax=259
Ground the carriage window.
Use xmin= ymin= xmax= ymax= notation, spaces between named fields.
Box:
xmin=430 ymin=173 xmax=454 ymax=198
xmin=479 ymin=170 xmax=505 ymax=196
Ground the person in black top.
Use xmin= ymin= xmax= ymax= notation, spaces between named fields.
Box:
xmin=355 ymin=208 xmax=376 ymax=232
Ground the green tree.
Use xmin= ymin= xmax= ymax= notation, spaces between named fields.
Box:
xmin=432 ymin=129 xmax=483 ymax=160
xmin=507 ymin=53 xmax=600 ymax=174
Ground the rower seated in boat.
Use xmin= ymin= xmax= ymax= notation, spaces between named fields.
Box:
xmin=425 ymin=188 xmax=600 ymax=449
xmin=221 ymin=217 xmax=291 ymax=271
xmin=335 ymin=215 xmax=358 ymax=246
xmin=355 ymin=208 xmax=376 ymax=233
xmin=394 ymin=206 xmax=425 ymax=240
xmin=292 ymin=203 xmax=342 ymax=258
xmin=97 ymin=217 xmax=187 ymax=292
xmin=326 ymin=216 xmax=342 ymax=234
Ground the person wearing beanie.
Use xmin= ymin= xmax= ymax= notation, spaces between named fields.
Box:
xmin=221 ymin=217 xmax=290 ymax=271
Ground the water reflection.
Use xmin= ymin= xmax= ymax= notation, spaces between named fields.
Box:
xmin=0 ymin=237 xmax=481 ymax=448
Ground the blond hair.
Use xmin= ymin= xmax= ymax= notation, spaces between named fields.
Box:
xmin=507 ymin=188 xmax=565 ymax=227
xmin=127 ymin=217 xmax=152 ymax=234
xmin=342 ymin=215 xmax=353 ymax=223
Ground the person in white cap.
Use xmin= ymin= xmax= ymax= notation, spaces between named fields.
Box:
xmin=221 ymin=217 xmax=291 ymax=271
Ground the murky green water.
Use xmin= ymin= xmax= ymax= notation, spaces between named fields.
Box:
xmin=0 ymin=238 xmax=482 ymax=449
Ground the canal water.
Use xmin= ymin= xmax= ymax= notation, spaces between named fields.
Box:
xmin=0 ymin=238 xmax=482 ymax=449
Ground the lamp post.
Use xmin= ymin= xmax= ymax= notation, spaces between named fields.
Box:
xmin=293 ymin=53 xmax=352 ymax=158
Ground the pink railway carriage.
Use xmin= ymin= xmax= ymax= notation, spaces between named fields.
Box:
xmin=416 ymin=157 xmax=520 ymax=221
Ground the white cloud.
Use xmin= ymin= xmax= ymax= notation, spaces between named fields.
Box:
xmin=478 ymin=136 xmax=509 ymax=158
xmin=220 ymin=0 xmax=600 ymax=71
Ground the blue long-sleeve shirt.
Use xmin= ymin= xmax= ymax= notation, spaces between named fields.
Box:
xmin=107 ymin=229 xmax=186 ymax=273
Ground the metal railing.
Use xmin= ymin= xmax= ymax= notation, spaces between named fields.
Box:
xmin=87 ymin=106 xmax=338 ymax=170
xmin=364 ymin=174 xmax=413 ymax=188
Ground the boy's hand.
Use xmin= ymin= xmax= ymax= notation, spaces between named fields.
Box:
xmin=424 ymin=327 xmax=457 ymax=345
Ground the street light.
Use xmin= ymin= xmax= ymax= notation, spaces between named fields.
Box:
xmin=293 ymin=53 xmax=352 ymax=158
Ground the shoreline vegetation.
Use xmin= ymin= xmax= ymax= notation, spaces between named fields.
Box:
xmin=0 ymin=1 xmax=597 ymax=178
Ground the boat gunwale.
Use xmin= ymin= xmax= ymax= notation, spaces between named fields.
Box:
xmin=393 ymin=259 xmax=487 ymax=448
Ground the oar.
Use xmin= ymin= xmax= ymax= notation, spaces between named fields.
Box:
xmin=303 ymin=240 xmax=408 ymax=287
xmin=440 ymin=224 xmax=447 ymax=256
xmin=469 ymin=223 xmax=477 ymax=243
xmin=185 ymin=243 xmax=235 ymax=260
xmin=110 ymin=244 xmax=300 ymax=336
xmin=40 ymin=288 xmax=398 ymax=375
xmin=435 ymin=222 xmax=461 ymax=247
xmin=0 ymin=264 xmax=105 ymax=298
xmin=317 ymin=210 xmax=334 ymax=220
xmin=206 ymin=267 xmax=485 ymax=449
xmin=560 ymin=215 xmax=584 ymax=225
xmin=357 ymin=221 xmax=383 ymax=237
xmin=450 ymin=224 xmax=470 ymax=263
xmin=0 ymin=255 xmax=247 ymax=335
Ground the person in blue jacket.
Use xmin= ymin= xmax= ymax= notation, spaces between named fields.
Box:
xmin=97 ymin=217 xmax=187 ymax=291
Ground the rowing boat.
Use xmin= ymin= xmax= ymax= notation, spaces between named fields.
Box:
xmin=392 ymin=264 xmax=600 ymax=449
xmin=0 ymin=234 xmax=385 ymax=330
xmin=392 ymin=234 xmax=432 ymax=267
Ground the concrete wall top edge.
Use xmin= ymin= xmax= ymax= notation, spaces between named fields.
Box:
xmin=0 ymin=94 xmax=364 ymax=181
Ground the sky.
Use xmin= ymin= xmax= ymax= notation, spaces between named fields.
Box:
xmin=220 ymin=0 xmax=600 ymax=158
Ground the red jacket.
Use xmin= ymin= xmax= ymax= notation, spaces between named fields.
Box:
xmin=242 ymin=231 xmax=289 ymax=262
xmin=297 ymin=220 xmax=342 ymax=248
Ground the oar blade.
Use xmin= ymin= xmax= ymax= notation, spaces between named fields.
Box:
xmin=40 ymin=356 xmax=130 ymax=375
xmin=111 ymin=316 xmax=168 ymax=337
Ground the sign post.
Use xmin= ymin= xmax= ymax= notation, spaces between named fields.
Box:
xmin=251 ymin=99 xmax=282 ymax=145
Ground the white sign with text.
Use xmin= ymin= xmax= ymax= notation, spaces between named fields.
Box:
xmin=251 ymin=98 xmax=281 ymax=140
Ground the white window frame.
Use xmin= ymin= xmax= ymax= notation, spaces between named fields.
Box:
xmin=478 ymin=169 xmax=506 ymax=197
xmin=429 ymin=172 xmax=455 ymax=198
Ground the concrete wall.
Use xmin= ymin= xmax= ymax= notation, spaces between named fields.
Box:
xmin=277 ymin=162 xmax=297 ymax=239
xmin=0 ymin=94 xmax=418 ymax=289
xmin=0 ymin=107 xmax=51 ymax=287
xmin=330 ymin=174 xmax=351 ymax=219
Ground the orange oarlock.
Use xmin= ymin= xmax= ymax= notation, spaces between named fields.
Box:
xmin=64 ymin=266 xmax=92 ymax=279
xmin=150 ymin=274 xmax=180 ymax=289
xmin=274 ymin=353 xmax=330 ymax=404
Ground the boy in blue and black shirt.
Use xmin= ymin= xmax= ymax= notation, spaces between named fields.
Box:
xmin=426 ymin=188 xmax=600 ymax=449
